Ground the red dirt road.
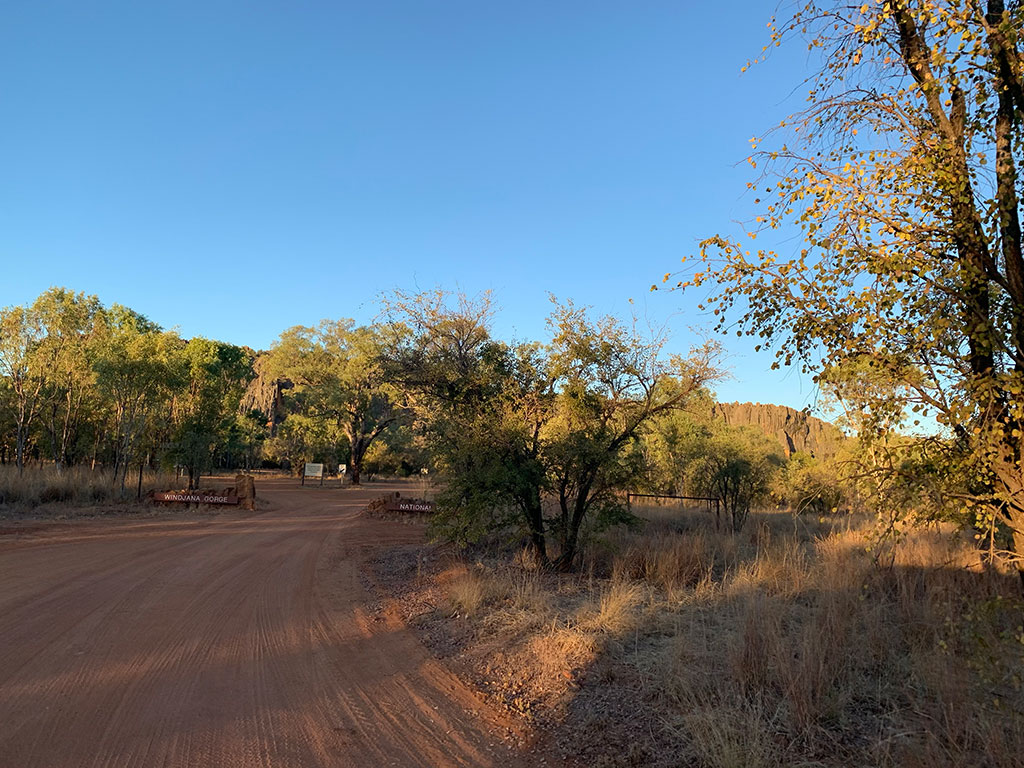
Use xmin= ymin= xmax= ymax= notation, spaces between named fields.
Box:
xmin=0 ymin=480 xmax=529 ymax=767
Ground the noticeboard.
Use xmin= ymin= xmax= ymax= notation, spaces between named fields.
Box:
xmin=302 ymin=462 xmax=324 ymax=486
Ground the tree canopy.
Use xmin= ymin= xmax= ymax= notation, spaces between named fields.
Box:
xmin=382 ymin=290 xmax=721 ymax=570
xmin=664 ymin=0 xmax=1024 ymax=574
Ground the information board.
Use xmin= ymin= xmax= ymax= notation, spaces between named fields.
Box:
xmin=302 ymin=462 xmax=324 ymax=486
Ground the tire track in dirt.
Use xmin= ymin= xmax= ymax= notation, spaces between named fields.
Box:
xmin=0 ymin=480 xmax=538 ymax=767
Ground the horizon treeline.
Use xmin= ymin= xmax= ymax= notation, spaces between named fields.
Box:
xmin=0 ymin=288 xmax=259 ymax=489
xmin=0 ymin=287 xmax=841 ymax=521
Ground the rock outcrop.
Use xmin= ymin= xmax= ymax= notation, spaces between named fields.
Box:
xmin=239 ymin=354 xmax=292 ymax=435
xmin=711 ymin=402 xmax=843 ymax=458
xmin=234 ymin=474 xmax=256 ymax=510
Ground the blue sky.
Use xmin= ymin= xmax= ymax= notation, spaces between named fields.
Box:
xmin=1 ymin=1 xmax=822 ymax=410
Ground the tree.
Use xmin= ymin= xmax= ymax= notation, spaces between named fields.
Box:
xmin=92 ymin=306 xmax=178 ymax=491
xmin=637 ymin=392 xmax=716 ymax=496
xmin=166 ymin=338 xmax=253 ymax=489
xmin=383 ymin=290 xmax=720 ymax=570
xmin=31 ymin=288 xmax=101 ymax=470
xmin=689 ymin=426 xmax=785 ymax=532
xmin=263 ymin=413 xmax=337 ymax=471
xmin=544 ymin=301 xmax=720 ymax=568
xmin=665 ymin=1 xmax=1024 ymax=575
xmin=268 ymin=321 xmax=400 ymax=484
xmin=381 ymin=290 xmax=556 ymax=562
xmin=0 ymin=304 xmax=45 ymax=471
xmin=783 ymin=451 xmax=846 ymax=516
xmin=0 ymin=378 xmax=16 ymax=465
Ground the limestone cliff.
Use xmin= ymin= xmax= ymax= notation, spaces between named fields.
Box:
xmin=710 ymin=402 xmax=843 ymax=458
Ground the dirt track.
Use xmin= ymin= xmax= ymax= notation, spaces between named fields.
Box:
xmin=0 ymin=480 xmax=531 ymax=767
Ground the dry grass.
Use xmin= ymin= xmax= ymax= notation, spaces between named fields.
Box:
xmin=578 ymin=580 xmax=645 ymax=634
xmin=0 ymin=465 xmax=180 ymax=512
xmin=440 ymin=565 xmax=490 ymax=617
xmin=429 ymin=503 xmax=1024 ymax=767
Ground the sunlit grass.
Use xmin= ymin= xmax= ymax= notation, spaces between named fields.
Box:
xmin=437 ymin=505 xmax=1024 ymax=767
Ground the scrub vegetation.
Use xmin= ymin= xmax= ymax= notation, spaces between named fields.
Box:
xmin=382 ymin=503 xmax=1022 ymax=768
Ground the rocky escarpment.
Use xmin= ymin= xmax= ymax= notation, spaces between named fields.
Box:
xmin=239 ymin=353 xmax=292 ymax=434
xmin=711 ymin=402 xmax=843 ymax=458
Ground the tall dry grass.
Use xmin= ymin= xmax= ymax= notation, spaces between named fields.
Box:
xmin=0 ymin=465 xmax=179 ymax=511
xmin=438 ymin=502 xmax=1024 ymax=767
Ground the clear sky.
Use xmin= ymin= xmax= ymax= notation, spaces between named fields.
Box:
xmin=1 ymin=1 xmax=822 ymax=410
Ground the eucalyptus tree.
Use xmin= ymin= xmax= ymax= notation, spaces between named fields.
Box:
xmin=0 ymin=303 xmax=45 ymax=471
xmin=31 ymin=288 xmax=101 ymax=469
xmin=166 ymin=338 xmax=253 ymax=489
xmin=268 ymin=321 xmax=400 ymax=484
xmin=92 ymin=306 xmax=179 ymax=490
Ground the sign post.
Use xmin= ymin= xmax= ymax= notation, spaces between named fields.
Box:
xmin=302 ymin=462 xmax=324 ymax=487
xmin=153 ymin=492 xmax=239 ymax=505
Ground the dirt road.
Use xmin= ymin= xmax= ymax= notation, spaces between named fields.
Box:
xmin=0 ymin=480 xmax=530 ymax=768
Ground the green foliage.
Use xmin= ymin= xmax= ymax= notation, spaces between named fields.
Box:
xmin=383 ymin=289 xmax=721 ymax=569
xmin=92 ymin=307 xmax=181 ymax=488
xmin=0 ymin=289 xmax=257 ymax=490
xmin=382 ymin=290 xmax=553 ymax=553
xmin=31 ymin=288 xmax=102 ymax=469
xmin=164 ymin=338 xmax=253 ymax=488
xmin=267 ymin=320 xmax=399 ymax=482
xmin=0 ymin=302 xmax=46 ymax=470
xmin=263 ymin=413 xmax=340 ymax=470
xmin=639 ymin=394 xmax=715 ymax=496
xmin=687 ymin=426 xmax=785 ymax=532
xmin=783 ymin=452 xmax=845 ymax=517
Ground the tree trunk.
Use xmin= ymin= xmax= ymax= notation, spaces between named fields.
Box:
xmin=992 ymin=441 xmax=1024 ymax=591
xmin=552 ymin=493 xmax=587 ymax=572
xmin=523 ymin=489 xmax=549 ymax=566
xmin=553 ymin=532 xmax=578 ymax=573
xmin=15 ymin=426 xmax=27 ymax=474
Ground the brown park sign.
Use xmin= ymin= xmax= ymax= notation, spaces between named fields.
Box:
xmin=153 ymin=492 xmax=240 ymax=505
xmin=385 ymin=499 xmax=435 ymax=513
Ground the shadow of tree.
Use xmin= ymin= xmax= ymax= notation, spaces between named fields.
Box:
xmin=376 ymin=511 xmax=1024 ymax=768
